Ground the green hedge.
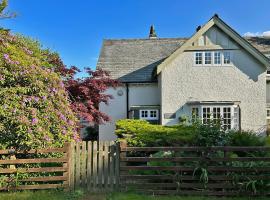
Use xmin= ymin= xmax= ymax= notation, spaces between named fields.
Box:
xmin=115 ymin=120 xmax=196 ymax=146
xmin=115 ymin=119 xmax=268 ymax=147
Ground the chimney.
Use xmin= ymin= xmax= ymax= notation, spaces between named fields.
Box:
xmin=149 ymin=25 xmax=157 ymax=39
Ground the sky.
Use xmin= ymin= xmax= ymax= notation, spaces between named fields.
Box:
xmin=1 ymin=0 xmax=270 ymax=76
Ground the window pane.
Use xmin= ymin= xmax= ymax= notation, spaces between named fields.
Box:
xmin=205 ymin=52 xmax=212 ymax=65
xmin=224 ymin=52 xmax=231 ymax=64
xmin=150 ymin=110 xmax=157 ymax=118
xmin=202 ymin=107 xmax=211 ymax=124
xmin=223 ymin=107 xmax=231 ymax=130
xmin=195 ymin=52 xmax=203 ymax=65
xmin=213 ymin=107 xmax=221 ymax=123
xmin=214 ymin=52 xmax=221 ymax=65
xmin=191 ymin=107 xmax=199 ymax=122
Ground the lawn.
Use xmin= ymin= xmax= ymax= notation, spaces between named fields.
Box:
xmin=0 ymin=191 xmax=269 ymax=200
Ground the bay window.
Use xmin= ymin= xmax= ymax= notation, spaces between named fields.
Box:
xmin=190 ymin=105 xmax=239 ymax=131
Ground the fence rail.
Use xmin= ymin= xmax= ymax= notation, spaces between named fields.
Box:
xmin=0 ymin=143 xmax=70 ymax=191
xmin=1 ymin=142 xmax=270 ymax=196
xmin=119 ymin=144 xmax=270 ymax=196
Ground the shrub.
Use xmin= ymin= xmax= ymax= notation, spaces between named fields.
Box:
xmin=115 ymin=119 xmax=196 ymax=146
xmin=192 ymin=120 xmax=228 ymax=146
xmin=227 ymin=131 xmax=266 ymax=146
xmin=0 ymin=29 xmax=79 ymax=150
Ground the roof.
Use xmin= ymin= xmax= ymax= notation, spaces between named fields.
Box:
xmin=245 ymin=37 xmax=270 ymax=58
xmin=96 ymin=38 xmax=187 ymax=82
xmin=157 ymin=15 xmax=270 ymax=74
xmin=96 ymin=17 xmax=270 ymax=82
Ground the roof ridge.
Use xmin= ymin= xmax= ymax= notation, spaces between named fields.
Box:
xmin=103 ymin=37 xmax=189 ymax=42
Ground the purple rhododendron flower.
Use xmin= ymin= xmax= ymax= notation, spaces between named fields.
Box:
xmin=34 ymin=97 xmax=39 ymax=102
xmin=59 ymin=113 xmax=67 ymax=121
xmin=31 ymin=118 xmax=38 ymax=125
xmin=62 ymin=130 xmax=67 ymax=135
xmin=43 ymin=135 xmax=51 ymax=141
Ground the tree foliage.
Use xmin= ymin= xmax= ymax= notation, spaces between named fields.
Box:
xmin=51 ymin=56 xmax=120 ymax=125
xmin=0 ymin=29 xmax=80 ymax=149
xmin=0 ymin=0 xmax=16 ymax=19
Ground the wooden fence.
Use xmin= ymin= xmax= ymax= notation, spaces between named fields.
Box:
xmin=0 ymin=143 xmax=71 ymax=191
xmin=1 ymin=141 xmax=270 ymax=196
xmin=119 ymin=145 xmax=270 ymax=196
xmin=69 ymin=141 xmax=120 ymax=191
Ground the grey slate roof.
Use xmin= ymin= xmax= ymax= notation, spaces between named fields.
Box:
xmin=245 ymin=37 xmax=270 ymax=59
xmin=96 ymin=38 xmax=187 ymax=82
xmin=96 ymin=37 xmax=270 ymax=83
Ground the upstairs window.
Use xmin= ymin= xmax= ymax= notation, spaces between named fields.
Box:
xmin=223 ymin=52 xmax=231 ymax=65
xmin=204 ymin=52 xmax=212 ymax=65
xmin=195 ymin=52 xmax=203 ymax=65
xmin=214 ymin=52 xmax=221 ymax=65
xmin=194 ymin=51 xmax=232 ymax=66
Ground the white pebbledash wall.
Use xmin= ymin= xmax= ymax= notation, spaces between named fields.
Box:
xmin=160 ymin=26 xmax=267 ymax=133
xmin=99 ymin=83 xmax=160 ymax=140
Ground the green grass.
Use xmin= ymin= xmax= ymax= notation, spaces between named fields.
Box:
xmin=0 ymin=191 xmax=269 ymax=200
xmin=107 ymin=192 xmax=270 ymax=200
xmin=0 ymin=190 xmax=84 ymax=200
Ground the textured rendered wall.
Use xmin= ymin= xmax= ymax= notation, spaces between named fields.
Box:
xmin=161 ymin=49 xmax=266 ymax=133
xmin=99 ymin=83 xmax=160 ymax=140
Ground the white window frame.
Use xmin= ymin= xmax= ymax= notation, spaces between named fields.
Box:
xmin=222 ymin=51 xmax=233 ymax=66
xmin=190 ymin=105 xmax=239 ymax=130
xmin=214 ymin=51 xmax=222 ymax=66
xmin=267 ymin=108 xmax=270 ymax=119
xmin=204 ymin=51 xmax=212 ymax=66
xmin=194 ymin=51 xmax=233 ymax=66
xmin=139 ymin=109 xmax=159 ymax=120
xmin=194 ymin=52 xmax=203 ymax=66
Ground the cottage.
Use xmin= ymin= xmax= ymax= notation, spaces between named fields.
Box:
xmin=97 ymin=15 xmax=270 ymax=140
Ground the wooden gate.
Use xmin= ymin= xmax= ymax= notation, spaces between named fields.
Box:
xmin=69 ymin=141 xmax=120 ymax=191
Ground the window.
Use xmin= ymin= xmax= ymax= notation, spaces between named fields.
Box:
xmin=140 ymin=110 xmax=159 ymax=120
xmin=214 ymin=52 xmax=221 ymax=65
xmin=223 ymin=52 xmax=231 ymax=65
xmin=191 ymin=107 xmax=199 ymax=121
xmin=204 ymin=52 xmax=212 ymax=65
xmin=213 ymin=107 xmax=221 ymax=123
xmin=223 ymin=107 xmax=231 ymax=130
xmin=194 ymin=51 xmax=232 ymax=66
xmin=202 ymin=107 xmax=211 ymax=124
xmin=195 ymin=52 xmax=203 ymax=65
xmin=192 ymin=105 xmax=238 ymax=131
xmin=267 ymin=109 xmax=270 ymax=119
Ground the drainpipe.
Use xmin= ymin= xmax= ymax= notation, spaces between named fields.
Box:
xmin=126 ymin=83 xmax=129 ymax=119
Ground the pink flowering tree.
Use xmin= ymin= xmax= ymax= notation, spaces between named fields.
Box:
xmin=0 ymin=29 xmax=80 ymax=150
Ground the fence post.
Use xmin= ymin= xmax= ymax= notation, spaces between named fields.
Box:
xmin=118 ymin=141 xmax=127 ymax=191
xmin=63 ymin=142 xmax=70 ymax=191
xmin=69 ymin=142 xmax=75 ymax=190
